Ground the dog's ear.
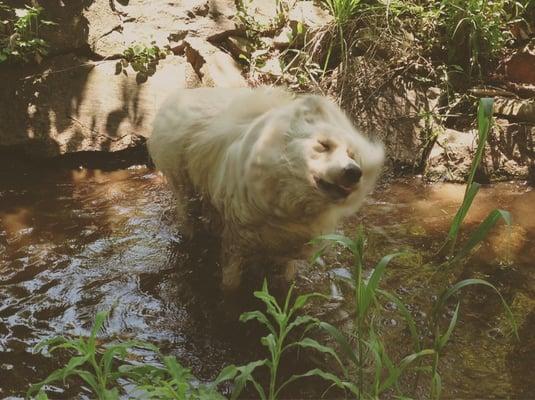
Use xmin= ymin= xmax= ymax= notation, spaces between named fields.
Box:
xmin=293 ymin=95 xmax=328 ymax=124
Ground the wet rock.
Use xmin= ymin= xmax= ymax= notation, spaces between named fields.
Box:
xmin=341 ymin=75 xmax=441 ymax=172
xmin=0 ymin=54 xmax=195 ymax=158
xmin=208 ymin=0 xmax=238 ymax=18
xmin=273 ymin=26 xmax=294 ymax=49
xmin=241 ymin=0 xmax=279 ymax=27
xmin=425 ymin=122 xmax=534 ymax=182
xmin=258 ymin=56 xmax=283 ymax=77
xmin=272 ymin=2 xmax=332 ymax=49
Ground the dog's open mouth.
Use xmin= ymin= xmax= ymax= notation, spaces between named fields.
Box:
xmin=314 ymin=176 xmax=353 ymax=200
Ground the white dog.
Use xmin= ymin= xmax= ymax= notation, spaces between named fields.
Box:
xmin=148 ymin=87 xmax=384 ymax=291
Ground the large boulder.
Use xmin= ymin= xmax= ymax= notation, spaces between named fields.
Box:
xmin=35 ymin=0 xmax=238 ymax=57
xmin=341 ymin=74 xmax=441 ymax=172
xmin=0 ymin=54 xmax=198 ymax=158
xmin=425 ymin=121 xmax=534 ymax=182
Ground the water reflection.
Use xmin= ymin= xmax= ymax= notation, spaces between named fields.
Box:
xmin=0 ymin=168 xmax=533 ymax=398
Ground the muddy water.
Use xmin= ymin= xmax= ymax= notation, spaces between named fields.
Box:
xmin=0 ymin=166 xmax=533 ymax=399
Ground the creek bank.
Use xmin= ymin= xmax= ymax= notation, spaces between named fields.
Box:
xmin=0 ymin=0 xmax=533 ymax=183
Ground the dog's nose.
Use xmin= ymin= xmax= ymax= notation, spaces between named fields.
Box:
xmin=340 ymin=164 xmax=362 ymax=186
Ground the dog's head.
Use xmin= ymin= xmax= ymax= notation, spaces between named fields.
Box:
xmin=244 ymin=94 xmax=385 ymax=219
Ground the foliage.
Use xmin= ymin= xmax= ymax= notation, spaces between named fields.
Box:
xmin=116 ymin=43 xmax=170 ymax=83
xmin=312 ymin=228 xmax=435 ymax=398
xmin=29 ymin=310 xmax=222 ymax=400
xmin=311 ymin=224 xmax=517 ymax=399
xmin=428 ymin=278 xmax=518 ymax=399
xmin=437 ymin=0 xmax=511 ymax=80
xmin=0 ymin=2 xmax=55 ymax=64
xmin=439 ymin=98 xmax=512 ymax=261
xmin=214 ymin=280 xmax=348 ymax=400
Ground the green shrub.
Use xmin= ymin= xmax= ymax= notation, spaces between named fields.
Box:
xmin=0 ymin=2 xmax=55 ymax=64
xmin=116 ymin=43 xmax=170 ymax=83
xmin=437 ymin=0 xmax=510 ymax=80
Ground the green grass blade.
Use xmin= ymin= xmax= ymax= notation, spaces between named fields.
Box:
xmin=276 ymin=368 xmax=358 ymax=398
xmin=446 ymin=182 xmax=480 ymax=243
xmin=433 ymin=278 xmax=518 ymax=339
xmin=240 ymin=311 xmax=276 ymax=336
xmin=287 ymin=337 xmax=346 ymax=372
xmin=310 ymin=234 xmax=357 ymax=255
xmin=437 ymin=302 xmax=460 ymax=349
xmin=453 ymin=209 xmax=512 ymax=262
xmin=362 ymin=253 xmax=402 ymax=313
xmin=380 ymin=349 xmax=435 ymax=393
xmin=317 ymin=321 xmax=359 ymax=367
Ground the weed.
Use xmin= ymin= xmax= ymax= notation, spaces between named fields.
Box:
xmin=215 ymin=279 xmax=349 ymax=400
xmin=438 ymin=98 xmax=512 ymax=261
xmin=312 ymin=228 xmax=435 ymax=398
xmin=437 ymin=0 xmax=510 ymax=81
xmin=116 ymin=43 xmax=170 ymax=83
xmin=428 ymin=278 xmax=518 ymax=399
xmin=0 ymin=2 xmax=55 ymax=64
xmin=29 ymin=310 xmax=222 ymax=400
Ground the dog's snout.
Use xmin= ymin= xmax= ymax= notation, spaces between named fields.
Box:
xmin=340 ymin=164 xmax=362 ymax=186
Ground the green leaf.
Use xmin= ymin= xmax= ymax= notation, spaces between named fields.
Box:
xmin=362 ymin=253 xmax=402 ymax=313
xmin=454 ymin=209 xmax=512 ymax=262
xmin=215 ymin=364 xmax=239 ymax=384
xmin=90 ymin=310 xmax=109 ymax=339
xmin=310 ymin=234 xmax=357 ymax=255
xmin=433 ymin=278 xmax=518 ymax=339
xmin=290 ymin=292 xmax=328 ymax=317
xmin=73 ymin=369 xmax=100 ymax=393
xmin=277 ymin=368 xmax=358 ymax=397
xmin=163 ymin=356 xmax=193 ymax=382
xmin=61 ymin=355 xmax=90 ymax=381
xmin=260 ymin=333 xmax=277 ymax=360
xmin=286 ymin=315 xmax=318 ymax=334
xmin=380 ymin=349 xmax=435 ymax=393
xmin=317 ymin=322 xmax=358 ymax=367
xmin=438 ymin=302 xmax=460 ymax=349
xmin=34 ymin=391 xmax=49 ymax=400
xmin=228 ymin=360 xmax=268 ymax=400
xmin=287 ymin=337 xmax=346 ymax=372
xmin=240 ymin=310 xmax=276 ymax=335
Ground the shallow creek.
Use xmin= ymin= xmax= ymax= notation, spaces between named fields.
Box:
xmin=0 ymin=166 xmax=533 ymax=399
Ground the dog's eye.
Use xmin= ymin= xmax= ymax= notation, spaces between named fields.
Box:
xmin=317 ymin=140 xmax=331 ymax=152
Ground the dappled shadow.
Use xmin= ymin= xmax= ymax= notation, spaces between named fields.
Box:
xmin=0 ymin=0 xmax=151 ymax=165
xmin=0 ymin=53 xmax=147 ymax=162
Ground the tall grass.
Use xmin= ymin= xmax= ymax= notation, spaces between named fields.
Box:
xmin=438 ymin=0 xmax=509 ymax=80
xmin=215 ymin=280 xmax=351 ymax=399
xmin=438 ymin=98 xmax=512 ymax=262
xmin=311 ymin=228 xmax=435 ymax=398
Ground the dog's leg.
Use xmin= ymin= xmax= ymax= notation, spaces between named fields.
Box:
xmin=220 ymin=231 xmax=246 ymax=292
xmin=167 ymin=173 xmax=205 ymax=240
xmin=221 ymin=254 xmax=244 ymax=292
